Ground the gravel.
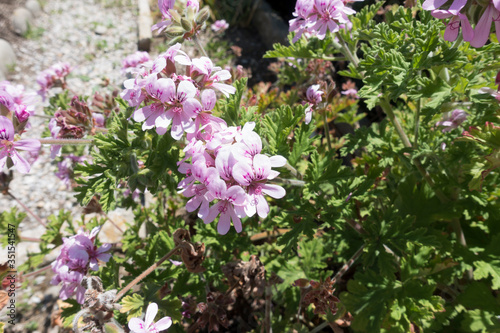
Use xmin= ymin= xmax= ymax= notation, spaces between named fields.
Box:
xmin=0 ymin=0 xmax=139 ymax=264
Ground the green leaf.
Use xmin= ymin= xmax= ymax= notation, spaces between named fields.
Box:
xmin=120 ymin=294 xmax=145 ymax=321
xmin=473 ymin=260 xmax=500 ymax=289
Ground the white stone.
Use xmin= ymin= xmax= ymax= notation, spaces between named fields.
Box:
xmin=0 ymin=39 xmax=16 ymax=78
xmin=25 ymin=0 xmax=42 ymax=16
xmin=12 ymin=7 xmax=34 ymax=36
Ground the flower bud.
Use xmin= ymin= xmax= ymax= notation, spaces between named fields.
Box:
xmin=165 ymin=25 xmax=186 ymax=37
xmin=181 ymin=18 xmax=193 ymax=32
xmin=169 ymin=9 xmax=181 ymax=23
xmin=195 ymin=6 xmax=210 ymax=25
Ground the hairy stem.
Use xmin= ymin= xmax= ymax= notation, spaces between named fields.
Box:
xmin=273 ymin=178 xmax=306 ymax=187
xmin=7 ymin=191 xmax=46 ymax=227
xmin=309 ymin=322 xmax=329 ymax=333
xmin=331 ymin=244 xmax=364 ymax=284
xmin=264 ymin=284 xmax=273 ymax=333
xmin=323 ymin=108 xmax=333 ymax=152
xmin=38 ymin=138 xmax=94 ymax=145
xmin=192 ymin=34 xmax=208 ymax=58
xmin=22 ymin=264 xmax=52 ymax=278
xmin=114 ymin=245 xmax=180 ymax=302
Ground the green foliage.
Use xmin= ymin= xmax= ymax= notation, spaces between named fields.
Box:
xmin=0 ymin=207 xmax=26 ymax=246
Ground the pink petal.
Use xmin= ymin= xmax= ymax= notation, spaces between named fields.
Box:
xmin=14 ymin=139 xmax=41 ymax=153
xmin=255 ymin=194 xmax=270 ymax=218
xmin=177 ymin=80 xmax=197 ymax=101
xmin=253 ymin=154 xmax=271 ymax=180
xmin=201 ymin=89 xmax=216 ymax=111
xmin=0 ymin=116 xmax=14 ymax=140
xmin=262 ymin=184 xmax=286 ymax=199
xmin=270 ymin=155 xmax=286 ymax=167
xmin=154 ymin=317 xmax=173 ymax=331
xmin=128 ymin=318 xmax=147 ymax=333
xmin=230 ymin=209 xmax=242 ymax=233
xmin=422 ymin=0 xmax=448 ymax=11
xmin=10 ymin=150 xmax=31 ymax=174
xmin=217 ymin=209 xmax=231 ymax=235
xmin=183 ymin=98 xmax=203 ymax=117
xmin=145 ymin=303 xmax=158 ymax=328
xmin=470 ymin=5 xmax=494 ymax=48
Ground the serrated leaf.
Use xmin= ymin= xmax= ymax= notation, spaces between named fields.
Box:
xmin=120 ymin=294 xmax=145 ymax=321
xmin=473 ymin=260 xmax=500 ymax=289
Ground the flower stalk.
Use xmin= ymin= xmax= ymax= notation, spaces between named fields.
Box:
xmin=114 ymin=245 xmax=181 ymax=302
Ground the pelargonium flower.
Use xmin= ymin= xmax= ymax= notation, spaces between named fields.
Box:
xmin=122 ymin=51 xmax=152 ymax=75
xmin=435 ymin=109 xmax=468 ymax=132
xmin=304 ymin=84 xmax=324 ymax=125
xmin=129 ymin=302 xmax=172 ymax=333
xmin=289 ymin=0 xmax=356 ymax=43
xmin=37 ymin=62 xmax=72 ymax=101
xmin=132 ymin=76 xmax=198 ymax=138
xmin=0 ymin=116 xmax=40 ymax=174
xmin=51 ymin=226 xmax=111 ymax=304
xmin=211 ymin=19 xmax=229 ymax=33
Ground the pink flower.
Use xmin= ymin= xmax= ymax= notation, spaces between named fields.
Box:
xmin=306 ymin=84 xmax=323 ymax=105
xmin=129 ymin=303 xmax=172 ymax=333
xmin=51 ymin=227 xmax=111 ymax=304
xmin=289 ymin=0 xmax=355 ymax=42
xmin=470 ymin=3 xmax=500 ymax=48
xmin=232 ymin=154 xmax=286 ymax=218
xmin=304 ymin=84 xmax=324 ymax=125
xmin=37 ymin=62 xmax=71 ymax=101
xmin=152 ymin=0 xmax=175 ymax=33
xmin=431 ymin=11 xmax=473 ymax=42
xmin=204 ymin=180 xmax=247 ymax=235
xmin=0 ymin=116 xmax=40 ymax=174
xmin=211 ymin=19 xmax=229 ymax=32
xmin=122 ymin=51 xmax=152 ymax=74
xmin=435 ymin=109 xmax=468 ymax=132
xmin=133 ymin=76 xmax=198 ymax=138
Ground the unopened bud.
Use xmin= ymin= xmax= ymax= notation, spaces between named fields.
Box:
xmin=181 ymin=18 xmax=193 ymax=32
xmin=165 ymin=25 xmax=186 ymax=37
xmin=195 ymin=6 xmax=210 ymax=25
xmin=168 ymin=36 xmax=185 ymax=45
xmin=169 ymin=9 xmax=181 ymax=23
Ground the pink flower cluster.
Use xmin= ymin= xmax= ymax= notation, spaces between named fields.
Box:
xmin=121 ymin=44 xmax=287 ymax=235
xmin=121 ymin=43 xmax=235 ymax=139
xmin=289 ymin=0 xmax=357 ymax=43
xmin=0 ymin=81 xmax=37 ymax=123
xmin=122 ymin=51 xmax=152 ymax=75
xmin=211 ymin=20 xmax=229 ymax=33
xmin=37 ymin=62 xmax=72 ymax=101
xmin=423 ymin=0 xmax=500 ymax=47
xmin=51 ymin=226 xmax=111 ymax=304
xmin=178 ymin=122 xmax=287 ymax=234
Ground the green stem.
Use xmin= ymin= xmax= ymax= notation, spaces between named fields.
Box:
xmin=335 ymin=32 xmax=360 ymax=67
xmin=323 ymin=108 xmax=333 ymax=152
xmin=192 ymin=34 xmax=208 ymax=58
xmin=414 ymin=97 xmax=421 ymax=148
xmin=309 ymin=322 xmax=329 ymax=333
xmin=114 ymin=245 xmax=180 ymax=302
xmin=379 ymin=97 xmax=413 ymax=148
xmin=284 ymin=162 xmax=302 ymax=180
xmin=273 ymin=178 xmax=306 ymax=187
xmin=7 ymin=191 xmax=46 ymax=227
xmin=38 ymin=138 xmax=94 ymax=145
xmin=331 ymin=244 xmax=364 ymax=284
xmin=22 ymin=264 xmax=52 ymax=278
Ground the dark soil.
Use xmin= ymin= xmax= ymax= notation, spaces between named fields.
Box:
xmin=224 ymin=25 xmax=277 ymax=87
